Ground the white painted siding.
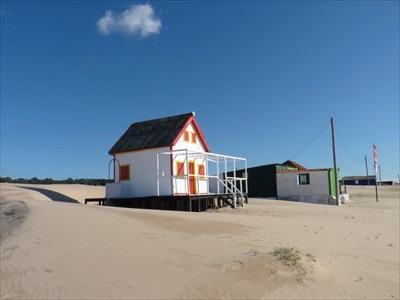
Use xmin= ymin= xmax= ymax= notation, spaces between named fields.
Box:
xmin=276 ymin=171 xmax=333 ymax=205
xmin=171 ymin=122 xmax=208 ymax=195
xmin=106 ymin=147 xmax=171 ymax=198
xmin=173 ymin=123 xmax=207 ymax=153
xmin=106 ymin=121 xmax=212 ymax=198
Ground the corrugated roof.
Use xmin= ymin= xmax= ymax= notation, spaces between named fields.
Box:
xmin=109 ymin=113 xmax=194 ymax=154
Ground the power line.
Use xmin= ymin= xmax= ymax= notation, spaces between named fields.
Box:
xmin=340 ymin=160 xmax=364 ymax=170
xmin=289 ymin=121 xmax=330 ymax=160
xmin=331 ymin=129 xmax=397 ymax=179
xmin=334 ymin=125 xmax=362 ymax=163
xmin=365 ymin=156 xmax=397 ymax=179
xmin=0 ymin=145 xmax=107 ymax=151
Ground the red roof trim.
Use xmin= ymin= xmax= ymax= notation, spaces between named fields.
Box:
xmin=110 ymin=145 xmax=168 ymax=155
xmin=171 ymin=116 xmax=211 ymax=152
xmin=282 ymin=160 xmax=307 ymax=170
xmin=276 ymin=168 xmax=331 ymax=173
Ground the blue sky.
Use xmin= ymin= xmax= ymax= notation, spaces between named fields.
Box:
xmin=1 ymin=1 xmax=399 ymax=181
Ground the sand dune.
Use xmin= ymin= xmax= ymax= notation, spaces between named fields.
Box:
xmin=0 ymin=183 xmax=399 ymax=299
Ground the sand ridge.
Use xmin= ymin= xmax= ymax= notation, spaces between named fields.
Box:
xmin=0 ymin=184 xmax=399 ymax=299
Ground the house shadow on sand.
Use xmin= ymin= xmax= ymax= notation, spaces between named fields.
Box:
xmin=21 ymin=187 xmax=80 ymax=204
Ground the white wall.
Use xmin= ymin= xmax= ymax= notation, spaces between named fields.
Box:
xmin=172 ymin=122 xmax=208 ymax=195
xmin=276 ymin=171 xmax=333 ymax=205
xmin=173 ymin=123 xmax=207 ymax=153
xmin=105 ymin=121 xmax=211 ymax=199
xmin=106 ymin=147 xmax=171 ymax=198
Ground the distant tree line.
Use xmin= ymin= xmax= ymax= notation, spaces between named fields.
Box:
xmin=0 ymin=177 xmax=112 ymax=186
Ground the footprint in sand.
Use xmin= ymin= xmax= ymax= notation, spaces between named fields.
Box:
xmin=355 ymin=277 xmax=363 ymax=282
xmin=222 ymin=261 xmax=244 ymax=271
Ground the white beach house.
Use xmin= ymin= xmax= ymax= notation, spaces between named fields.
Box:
xmin=104 ymin=112 xmax=248 ymax=211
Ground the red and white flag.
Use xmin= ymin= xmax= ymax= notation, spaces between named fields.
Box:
xmin=373 ymin=144 xmax=378 ymax=174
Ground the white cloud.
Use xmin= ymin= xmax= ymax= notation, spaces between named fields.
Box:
xmin=97 ymin=4 xmax=161 ymax=38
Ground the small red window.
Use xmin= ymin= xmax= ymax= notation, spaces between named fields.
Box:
xmin=120 ymin=165 xmax=130 ymax=181
xmin=183 ymin=131 xmax=189 ymax=142
xmin=177 ymin=162 xmax=185 ymax=176
xmin=191 ymin=132 xmax=197 ymax=144
xmin=198 ymin=164 xmax=205 ymax=178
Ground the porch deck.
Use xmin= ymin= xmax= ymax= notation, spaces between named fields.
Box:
xmin=85 ymin=193 xmax=248 ymax=212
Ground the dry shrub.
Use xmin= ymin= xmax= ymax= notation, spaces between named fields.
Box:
xmin=272 ymin=247 xmax=316 ymax=282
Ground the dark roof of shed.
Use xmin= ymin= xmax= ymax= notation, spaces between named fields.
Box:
xmin=109 ymin=113 xmax=193 ymax=154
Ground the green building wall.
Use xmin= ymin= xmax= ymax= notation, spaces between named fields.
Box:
xmin=328 ymin=168 xmax=340 ymax=197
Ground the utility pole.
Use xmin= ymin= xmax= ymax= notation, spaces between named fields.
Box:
xmin=331 ymin=117 xmax=340 ymax=205
xmin=365 ymin=155 xmax=370 ymax=185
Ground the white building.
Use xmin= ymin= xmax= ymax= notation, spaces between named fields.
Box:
xmin=105 ymin=112 xmax=247 ymax=210
xmin=276 ymin=168 xmax=339 ymax=205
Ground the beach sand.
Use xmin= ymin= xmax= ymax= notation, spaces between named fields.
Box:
xmin=0 ymin=183 xmax=399 ymax=299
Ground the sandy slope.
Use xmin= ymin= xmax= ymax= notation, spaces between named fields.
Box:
xmin=0 ymin=183 xmax=399 ymax=299
xmin=9 ymin=183 xmax=105 ymax=204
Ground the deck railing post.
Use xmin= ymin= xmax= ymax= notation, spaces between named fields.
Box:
xmin=205 ymin=153 xmax=209 ymax=195
xmin=186 ymin=149 xmax=190 ymax=195
xmin=245 ymin=159 xmax=248 ymax=194
xmin=233 ymin=158 xmax=237 ymax=193
xmin=224 ymin=157 xmax=228 ymax=194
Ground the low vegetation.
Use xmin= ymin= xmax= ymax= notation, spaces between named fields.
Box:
xmin=0 ymin=177 xmax=112 ymax=186
xmin=272 ymin=247 xmax=316 ymax=282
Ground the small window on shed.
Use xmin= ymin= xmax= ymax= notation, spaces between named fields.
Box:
xmin=120 ymin=165 xmax=130 ymax=181
xmin=184 ymin=131 xmax=190 ymax=142
xmin=297 ymin=173 xmax=310 ymax=185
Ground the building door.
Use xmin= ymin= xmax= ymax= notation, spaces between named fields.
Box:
xmin=189 ymin=162 xmax=196 ymax=194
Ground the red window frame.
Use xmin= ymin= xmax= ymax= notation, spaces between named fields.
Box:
xmin=191 ymin=132 xmax=197 ymax=144
xmin=176 ymin=162 xmax=185 ymax=177
xmin=120 ymin=165 xmax=130 ymax=181
xmin=183 ymin=131 xmax=190 ymax=142
xmin=198 ymin=164 xmax=205 ymax=179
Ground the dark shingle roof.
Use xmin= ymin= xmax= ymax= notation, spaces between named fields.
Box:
xmin=109 ymin=113 xmax=193 ymax=154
